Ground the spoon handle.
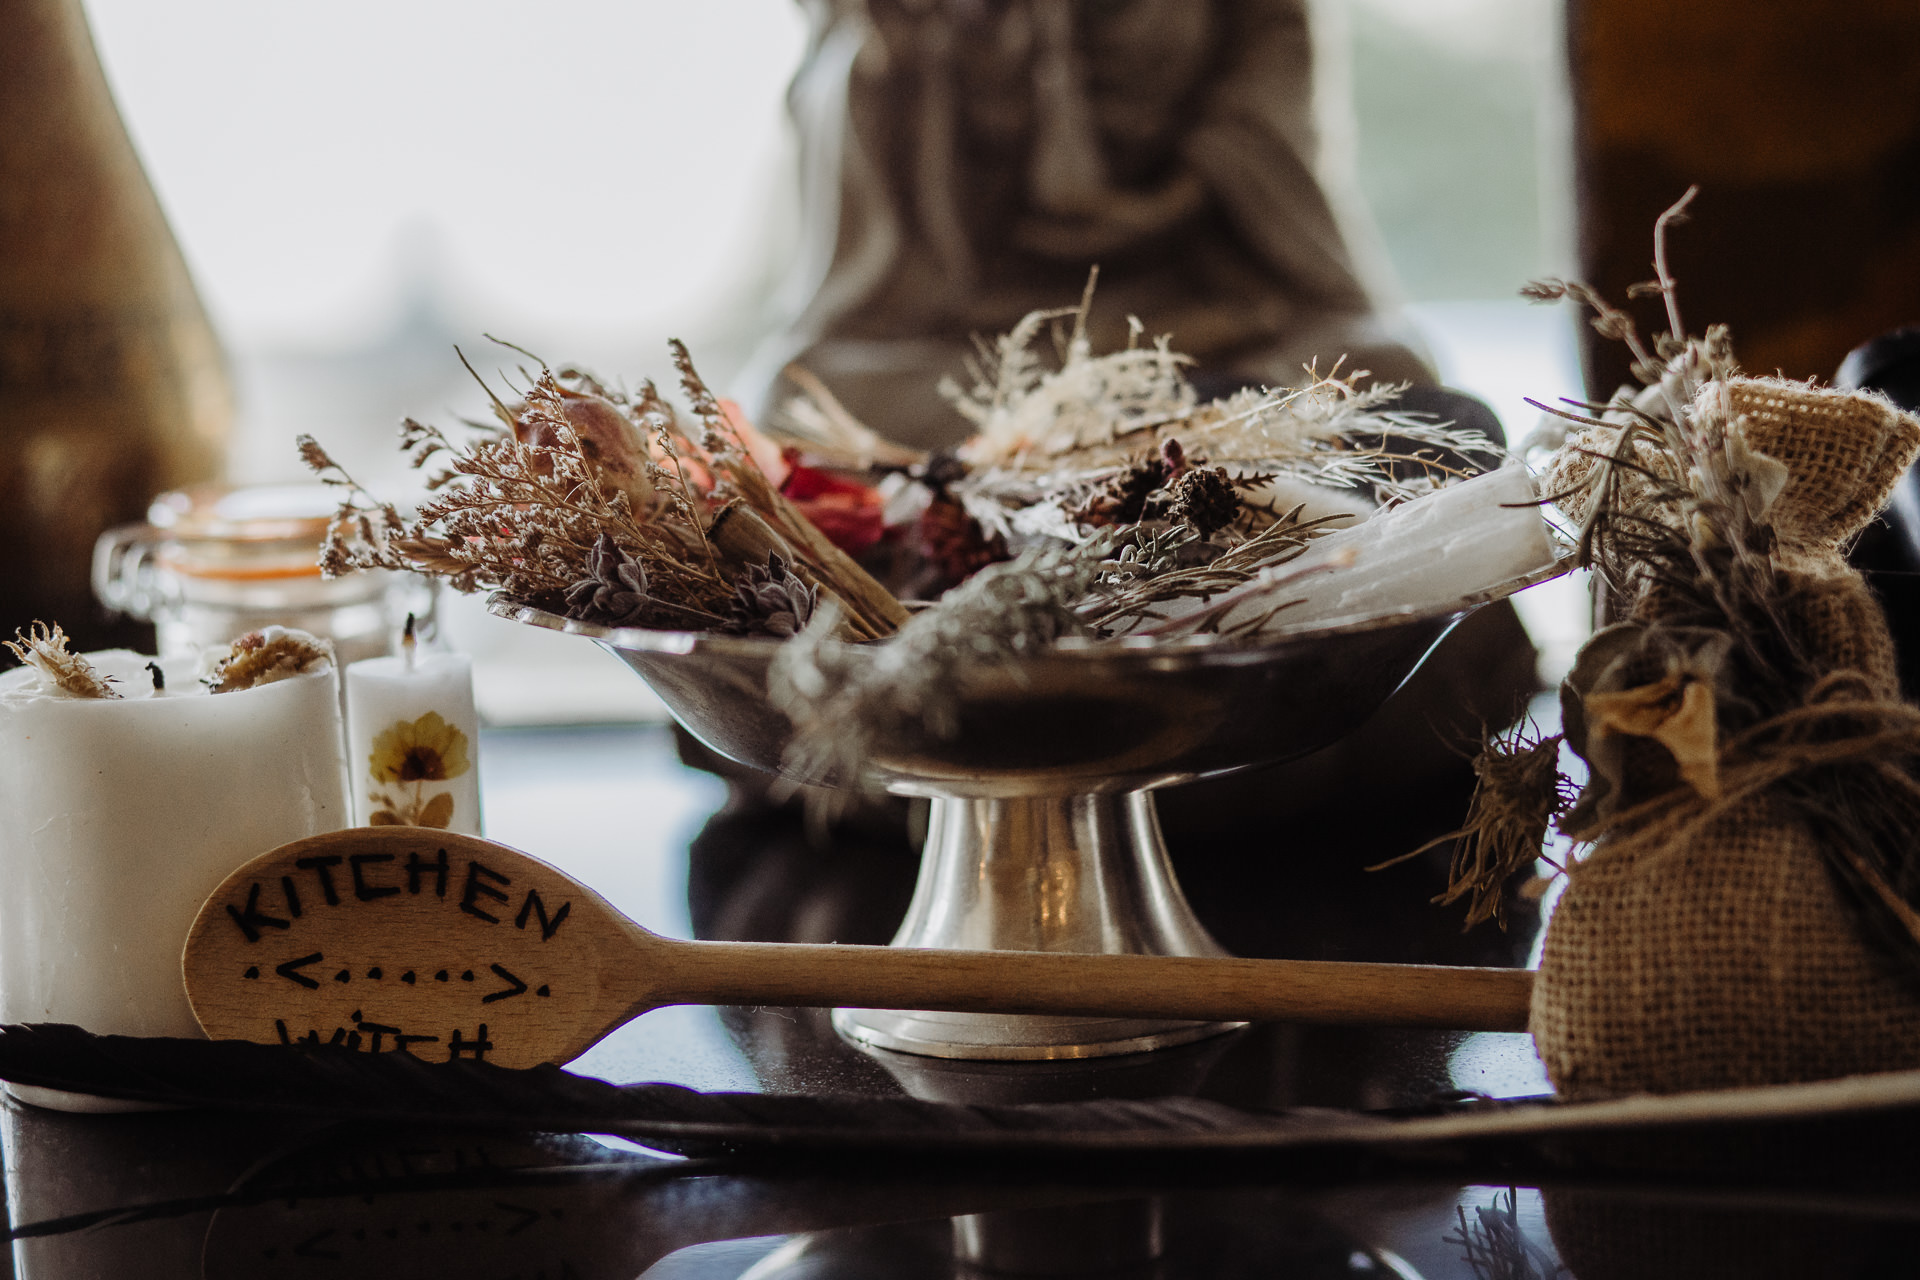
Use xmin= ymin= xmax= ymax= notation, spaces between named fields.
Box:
xmin=650 ymin=939 xmax=1533 ymax=1032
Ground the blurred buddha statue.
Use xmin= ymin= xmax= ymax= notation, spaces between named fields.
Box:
xmin=744 ymin=0 xmax=1434 ymax=447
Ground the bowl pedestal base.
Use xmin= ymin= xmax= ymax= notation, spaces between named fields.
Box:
xmin=832 ymin=791 xmax=1244 ymax=1060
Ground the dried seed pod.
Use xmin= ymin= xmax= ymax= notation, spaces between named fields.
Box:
xmin=564 ymin=533 xmax=654 ymax=628
xmin=517 ymin=386 xmax=655 ymax=514
xmin=919 ymin=495 xmax=1008 ymax=587
xmin=720 ymin=552 xmax=818 ymax=639
xmin=1165 ymin=466 xmax=1242 ymax=537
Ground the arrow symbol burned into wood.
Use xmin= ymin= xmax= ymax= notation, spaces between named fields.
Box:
xmin=481 ymin=963 xmax=528 ymax=1004
xmin=276 ymin=952 xmax=323 ymax=989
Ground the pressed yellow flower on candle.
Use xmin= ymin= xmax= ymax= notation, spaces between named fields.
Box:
xmin=345 ymin=650 xmax=482 ymax=836
xmin=369 ymin=710 xmax=470 ymax=782
xmin=367 ymin=710 xmax=470 ymax=827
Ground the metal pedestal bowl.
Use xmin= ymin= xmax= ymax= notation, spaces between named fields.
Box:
xmin=495 ymin=596 xmax=1491 ymax=1060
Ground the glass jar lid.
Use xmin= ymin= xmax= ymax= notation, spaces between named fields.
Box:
xmin=148 ymin=484 xmax=341 ymax=581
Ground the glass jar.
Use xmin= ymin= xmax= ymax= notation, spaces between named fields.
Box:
xmin=92 ymin=483 xmax=427 ymax=665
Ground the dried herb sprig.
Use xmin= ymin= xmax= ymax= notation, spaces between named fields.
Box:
xmin=949 ymin=325 xmax=1504 ymax=552
xmin=298 ymin=436 xmax=414 ymax=582
xmin=671 ymin=341 xmax=906 ymax=640
xmin=1082 ymin=505 xmax=1349 ymax=635
xmin=1524 ymin=194 xmax=1804 ymax=714
xmin=409 ymin=370 xmax=731 ymax=613
xmin=1411 ymin=186 xmax=1920 ymax=946
xmin=1396 ymin=190 xmax=1782 ymax=926
xmin=3 ymin=622 xmax=119 ymax=699
xmin=947 ymin=299 xmax=1198 ymax=467
xmin=1370 ymin=727 xmax=1576 ymax=931
xmin=769 ymin=540 xmax=1114 ymax=786
xmin=302 ymin=344 xmax=904 ymax=639
xmin=770 ymin=500 xmax=1360 ymax=785
xmin=946 ymin=290 xmax=1501 ymax=498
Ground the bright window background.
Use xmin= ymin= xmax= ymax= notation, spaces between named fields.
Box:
xmin=87 ymin=0 xmax=809 ymax=487
xmin=86 ymin=0 xmax=1586 ymax=706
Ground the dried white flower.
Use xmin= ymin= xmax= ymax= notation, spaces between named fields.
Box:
xmin=2 ymin=622 xmax=119 ymax=699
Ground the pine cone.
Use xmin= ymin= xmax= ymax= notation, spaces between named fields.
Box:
xmin=563 ymin=533 xmax=653 ymax=626
xmin=720 ymin=552 xmax=818 ymax=638
xmin=1071 ymin=440 xmax=1197 ymax=528
xmin=919 ymin=495 xmax=1008 ymax=587
xmin=1165 ymin=466 xmax=1242 ymax=536
xmin=1072 ymin=456 xmax=1171 ymax=527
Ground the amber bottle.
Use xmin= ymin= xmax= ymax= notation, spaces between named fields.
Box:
xmin=0 ymin=0 xmax=231 ymax=649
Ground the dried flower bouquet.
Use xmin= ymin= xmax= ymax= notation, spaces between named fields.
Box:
xmin=303 ymin=294 xmax=1505 ymax=656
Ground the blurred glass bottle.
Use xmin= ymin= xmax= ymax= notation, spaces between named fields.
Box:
xmin=0 ymin=0 xmax=231 ymax=650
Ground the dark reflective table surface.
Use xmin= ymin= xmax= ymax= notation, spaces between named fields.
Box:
xmin=6 ymin=721 xmax=1917 ymax=1279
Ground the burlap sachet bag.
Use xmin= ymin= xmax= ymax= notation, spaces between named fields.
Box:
xmin=1406 ymin=352 xmax=1920 ymax=1100
xmin=1530 ymin=376 xmax=1920 ymax=1098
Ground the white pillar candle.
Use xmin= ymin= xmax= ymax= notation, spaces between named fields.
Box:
xmin=343 ymin=647 xmax=482 ymax=835
xmin=0 ymin=646 xmax=352 ymax=1105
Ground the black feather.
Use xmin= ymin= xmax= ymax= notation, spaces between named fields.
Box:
xmin=0 ymin=1024 xmax=1299 ymax=1156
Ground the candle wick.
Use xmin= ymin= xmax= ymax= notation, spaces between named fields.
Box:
xmin=402 ymin=613 xmax=417 ymax=673
xmin=146 ymin=661 xmax=166 ymax=694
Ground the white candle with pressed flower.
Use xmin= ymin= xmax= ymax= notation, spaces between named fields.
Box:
xmin=343 ymin=625 xmax=481 ymax=834
xmin=0 ymin=627 xmax=351 ymax=1108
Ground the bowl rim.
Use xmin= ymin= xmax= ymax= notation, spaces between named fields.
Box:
xmin=485 ymin=556 xmax=1571 ymax=668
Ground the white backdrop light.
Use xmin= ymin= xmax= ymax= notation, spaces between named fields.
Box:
xmin=85 ymin=0 xmax=808 ymax=346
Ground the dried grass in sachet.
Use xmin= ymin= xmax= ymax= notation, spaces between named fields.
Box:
xmin=1406 ymin=194 xmax=1920 ymax=1098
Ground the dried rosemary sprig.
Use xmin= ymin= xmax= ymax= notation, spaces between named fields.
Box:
xmin=3 ymin=622 xmax=119 ymax=699
xmin=1091 ymin=506 xmax=1355 ymax=637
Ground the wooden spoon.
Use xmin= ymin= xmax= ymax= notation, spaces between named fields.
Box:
xmin=184 ymin=829 xmax=1533 ymax=1069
